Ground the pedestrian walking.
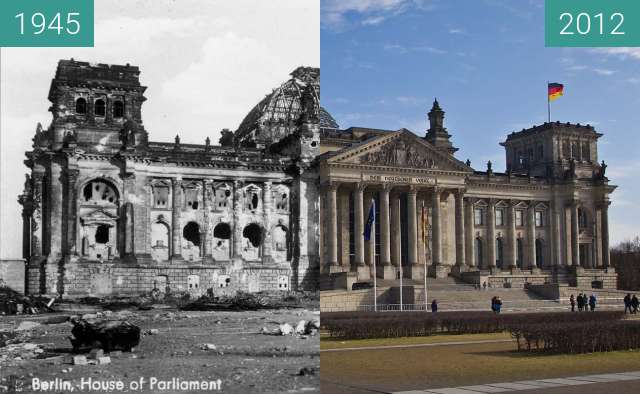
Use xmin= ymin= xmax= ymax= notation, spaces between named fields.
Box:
xmin=492 ymin=296 xmax=502 ymax=314
xmin=577 ymin=293 xmax=583 ymax=311
xmin=431 ymin=299 xmax=438 ymax=313
xmin=631 ymin=294 xmax=639 ymax=314
xmin=569 ymin=294 xmax=576 ymax=312
xmin=624 ymin=293 xmax=632 ymax=314
xmin=589 ymin=294 xmax=597 ymax=312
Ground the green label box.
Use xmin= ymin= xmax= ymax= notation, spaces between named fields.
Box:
xmin=0 ymin=0 xmax=94 ymax=47
xmin=546 ymin=0 xmax=640 ymax=47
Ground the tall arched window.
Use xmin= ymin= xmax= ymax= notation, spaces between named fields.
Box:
xmin=516 ymin=238 xmax=524 ymax=269
xmin=95 ymin=99 xmax=106 ymax=117
xmin=475 ymin=238 xmax=484 ymax=269
xmin=113 ymin=101 xmax=124 ymax=118
xmin=535 ymin=239 xmax=544 ymax=268
xmin=76 ymin=98 xmax=87 ymax=114
xmin=496 ymin=238 xmax=504 ymax=269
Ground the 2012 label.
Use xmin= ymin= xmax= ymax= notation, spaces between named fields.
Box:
xmin=15 ymin=12 xmax=82 ymax=36
xmin=559 ymin=12 xmax=625 ymax=36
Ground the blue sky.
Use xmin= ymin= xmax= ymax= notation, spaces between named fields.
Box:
xmin=321 ymin=0 xmax=640 ymax=245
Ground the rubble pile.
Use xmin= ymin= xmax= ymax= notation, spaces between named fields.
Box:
xmin=182 ymin=292 xmax=271 ymax=311
xmin=261 ymin=318 xmax=320 ymax=337
xmin=69 ymin=317 xmax=140 ymax=352
xmin=0 ymin=286 xmax=55 ymax=315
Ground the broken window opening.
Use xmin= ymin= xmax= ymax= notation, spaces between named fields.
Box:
xmin=95 ymin=99 xmax=106 ymax=117
xmin=251 ymin=194 xmax=259 ymax=209
xmin=243 ymin=223 xmax=262 ymax=248
xmin=82 ymin=180 xmax=118 ymax=204
xmin=213 ymin=223 xmax=231 ymax=239
xmin=76 ymin=98 xmax=87 ymax=114
xmin=113 ymin=101 xmax=124 ymax=118
xmin=95 ymin=225 xmax=109 ymax=244
xmin=153 ymin=186 xmax=169 ymax=208
xmin=183 ymin=222 xmax=201 ymax=246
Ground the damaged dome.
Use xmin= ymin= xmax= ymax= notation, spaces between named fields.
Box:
xmin=235 ymin=66 xmax=336 ymax=147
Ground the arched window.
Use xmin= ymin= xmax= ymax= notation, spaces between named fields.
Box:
xmin=516 ymin=238 xmax=524 ymax=269
xmin=496 ymin=238 xmax=504 ymax=269
xmin=535 ymin=239 xmax=544 ymax=267
xmin=213 ymin=223 xmax=231 ymax=239
xmin=113 ymin=101 xmax=124 ymax=118
xmin=76 ymin=98 xmax=87 ymax=114
xmin=95 ymin=99 xmax=106 ymax=117
xmin=82 ymin=180 xmax=119 ymax=205
xmin=475 ymin=238 xmax=484 ymax=268
xmin=243 ymin=223 xmax=262 ymax=248
xmin=183 ymin=222 xmax=200 ymax=246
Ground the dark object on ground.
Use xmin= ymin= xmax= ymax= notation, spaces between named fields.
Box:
xmin=181 ymin=292 xmax=271 ymax=311
xmin=298 ymin=367 xmax=316 ymax=376
xmin=69 ymin=319 xmax=140 ymax=352
xmin=0 ymin=286 xmax=55 ymax=315
xmin=352 ymin=282 xmax=373 ymax=291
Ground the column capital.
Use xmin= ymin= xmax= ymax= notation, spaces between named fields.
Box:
xmin=354 ymin=182 xmax=367 ymax=192
xmin=326 ymin=181 xmax=340 ymax=192
xmin=172 ymin=178 xmax=183 ymax=187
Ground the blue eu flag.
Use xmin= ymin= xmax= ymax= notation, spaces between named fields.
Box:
xmin=364 ymin=199 xmax=375 ymax=241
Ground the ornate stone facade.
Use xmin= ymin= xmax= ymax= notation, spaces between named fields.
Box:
xmin=18 ymin=60 xmax=321 ymax=297
xmin=319 ymin=100 xmax=617 ymax=290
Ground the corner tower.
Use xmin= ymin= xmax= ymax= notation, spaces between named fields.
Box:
xmin=425 ymin=99 xmax=458 ymax=154
xmin=45 ymin=59 xmax=148 ymax=151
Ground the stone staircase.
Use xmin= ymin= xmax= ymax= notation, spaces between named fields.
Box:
xmin=321 ymin=277 xmax=623 ymax=313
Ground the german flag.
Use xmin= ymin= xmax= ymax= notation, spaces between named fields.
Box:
xmin=548 ymin=83 xmax=564 ymax=102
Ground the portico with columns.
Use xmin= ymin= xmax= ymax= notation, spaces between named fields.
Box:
xmin=319 ymin=100 xmax=617 ymax=290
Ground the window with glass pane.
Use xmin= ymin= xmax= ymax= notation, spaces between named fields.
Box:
xmin=474 ymin=208 xmax=484 ymax=225
xmin=515 ymin=210 xmax=523 ymax=226
xmin=495 ymin=209 xmax=504 ymax=226
xmin=535 ymin=211 xmax=543 ymax=227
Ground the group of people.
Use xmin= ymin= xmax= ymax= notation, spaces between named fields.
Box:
xmin=624 ymin=293 xmax=639 ymax=314
xmin=569 ymin=293 xmax=597 ymax=311
xmin=491 ymin=296 xmax=503 ymax=313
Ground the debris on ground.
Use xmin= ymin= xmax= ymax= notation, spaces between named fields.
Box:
xmin=69 ymin=318 xmax=140 ymax=352
xmin=261 ymin=319 xmax=319 ymax=337
xmin=298 ymin=367 xmax=317 ymax=376
xmin=182 ymin=292 xmax=270 ymax=311
xmin=0 ymin=286 xmax=56 ymax=315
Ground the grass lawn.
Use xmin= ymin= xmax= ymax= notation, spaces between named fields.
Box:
xmin=321 ymin=332 xmax=512 ymax=350
xmin=321 ymin=334 xmax=640 ymax=392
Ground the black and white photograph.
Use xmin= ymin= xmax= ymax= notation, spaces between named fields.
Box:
xmin=0 ymin=1 xmax=320 ymax=393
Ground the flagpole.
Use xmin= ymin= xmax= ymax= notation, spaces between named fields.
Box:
xmin=400 ymin=243 xmax=403 ymax=312
xmin=372 ymin=199 xmax=377 ymax=313
xmin=547 ymin=81 xmax=551 ymax=123
xmin=423 ymin=202 xmax=428 ymax=312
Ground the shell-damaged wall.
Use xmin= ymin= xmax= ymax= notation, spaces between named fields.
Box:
xmin=19 ymin=60 xmax=321 ymax=298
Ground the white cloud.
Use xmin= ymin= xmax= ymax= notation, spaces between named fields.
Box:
xmin=362 ymin=16 xmax=386 ymax=25
xmin=592 ymin=47 xmax=640 ymax=61
xmin=593 ymin=68 xmax=616 ymax=76
xmin=448 ymin=28 xmax=465 ymax=34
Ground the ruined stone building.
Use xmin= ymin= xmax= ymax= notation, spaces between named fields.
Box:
xmin=18 ymin=60 xmax=321 ymax=297
xmin=319 ymin=100 xmax=618 ymax=291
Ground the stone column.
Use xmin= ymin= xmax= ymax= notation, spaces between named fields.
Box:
xmin=551 ymin=199 xmax=562 ymax=267
xmin=508 ymin=202 xmax=517 ymax=269
xmin=390 ymin=192 xmax=402 ymax=268
xmin=65 ymin=169 xmax=79 ymax=255
xmin=338 ymin=190 xmax=350 ymax=267
xmin=407 ymin=188 xmax=418 ymax=264
xmin=601 ymin=201 xmax=610 ymax=268
xmin=326 ymin=183 xmax=339 ymax=270
xmin=528 ymin=203 xmax=537 ymax=269
xmin=571 ymin=201 xmax=580 ymax=266
xmin=354 ymin=184 xmax=365 ymax=266
xmin=232 ymin=181 xmax=243 ymax=260
xmin=487 ymin=199 xmax=496 ymax=270
xmin=202 ymin=180 xmax=213 ymax=260
xmin=595 ymin=206 xmax=603 ymax=267
xmin=261 ymin=181 xmax=272 ymax=263
xmin=171 ymin=178 xmax=182 ymax=258
xmin=454 ymin=190 xmax=466 ymax=268
xmin=31 ymin=173 xmax=44 ymax=257
xmin=431 ymin=188 xmax=442 ymax=266
xmin=365 ymin=195 xmax=376 ymax=270
xmin=465 ymin=198 xmax=475 ymax=269
xmin=379 ymin=186 xmax=394 ymax=279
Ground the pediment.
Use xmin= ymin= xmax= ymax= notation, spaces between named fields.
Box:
xmin=326 ymin=130 xmax=471 ymax=172
xmin=81 ymin=209 xmax=119 ymax=225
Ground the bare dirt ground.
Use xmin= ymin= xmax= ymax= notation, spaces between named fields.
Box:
xmin=1 ymin=308 xmax=319 ymax=393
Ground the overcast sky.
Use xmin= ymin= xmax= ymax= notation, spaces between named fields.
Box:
xmin=0 ymin=0 xmax=319 ymax=258
xmin=321 ymin=0 xmax=640 ymax=245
